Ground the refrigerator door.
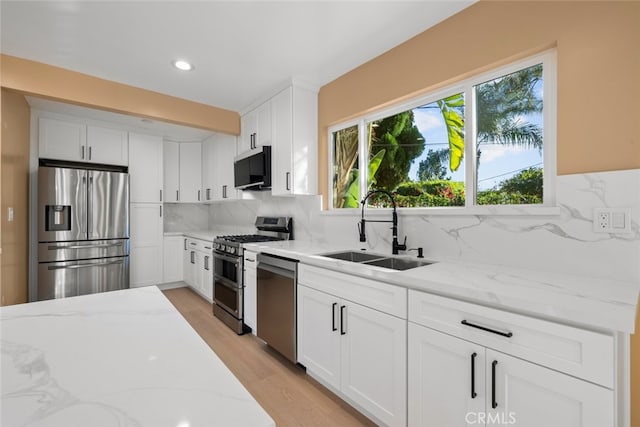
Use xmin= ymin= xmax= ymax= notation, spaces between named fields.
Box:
xmin=38 ymin=167 xmax=87 ymax=242
xmin=37 ymin=256 xmax=130 ymax=300
xmin=88 ymin=170 xmax=129 ymax=240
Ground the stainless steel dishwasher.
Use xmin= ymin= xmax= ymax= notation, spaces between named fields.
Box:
xmin=256 ymin=253 xmax=298 ymax=363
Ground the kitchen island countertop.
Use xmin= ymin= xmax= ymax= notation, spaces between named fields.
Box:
xmin=0 ymin=286 xmax=274 ymax=427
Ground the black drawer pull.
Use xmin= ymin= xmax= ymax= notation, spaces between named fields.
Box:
xmin=461 ymin=320 xmax=513 ymax=338
xmin=470 ymin=352 xmax=477 ymax=399
xmin=340 ymin=305 xmax=346 ymax=335
xmin=491 ymin=360 xmax=498 ymax=409
xmin=332 ymin=303 xmax=338 ymax=332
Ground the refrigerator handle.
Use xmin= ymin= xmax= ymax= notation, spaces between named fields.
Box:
xmin=81 ymin=175 xmax=88 ymax=234
xmin=88 ymin=172 xmax=93 ymax=238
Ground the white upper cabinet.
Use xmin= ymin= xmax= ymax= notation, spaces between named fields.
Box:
xmin=179 ymin=143 xmax=203 ymax=203
xmin=239 ymin=101 xmax=271 ymax=154
xmin=271 ymin=85 xmax=318 ymax=196
xmin=163 ymin=142 xmax=180 ymax=202
xmin=86 ymin=125 xmax=128 ymax=166
xmin=202 ymin=133 xmax=238 ymax=202
xmin=163 ymin=141 xmax=202 ymax=203
xmin=38 ymin=117 xmax=128 ymax=166
xmin=129 ymin=133 xmax=163 ymax=203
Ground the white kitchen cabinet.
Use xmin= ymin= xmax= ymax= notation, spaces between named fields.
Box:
xmin=271 ymin=85 xmax=318 ymax=196
xmin=129 ymin=133 xmax=163 ymax=203
xmin=297 ymin=284 xmax=406 ymax=427
xmin=163 ymin=142 xmax=203 ymax=203
xmin=163 ymin=235 xmax=184 ymax=283
xmin=130 ymin=203 xmax=163 ymax=287
xmin=179 ymin=143 xmax=203 ymax=203
xmin=183 ymin=238 xmax=213 ymax=302
xmin=202 ymin=133 xmax=238 ymax=201
xmin=243 ymin=250 xmax=258 ymax=333
xmin=87 ymin=125 xmax=128 ymax=166
xmin=239 ymin=101 xmax=271 ymax=154
xmin=199 ymin=251 xmax=213 ymax=301
xmin=407 ymin=291 xmax=615 ymax=427
xmin=38 ymin=118 xmax=128 ymax=165
xmin=164 ymin=141 xmax=180 ymax=202
xmin=183 ymin=240 xmax=195 ymax=287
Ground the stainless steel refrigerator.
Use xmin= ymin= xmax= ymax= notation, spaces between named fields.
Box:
xmin=37 ymin=166 xmax=130 ymax=300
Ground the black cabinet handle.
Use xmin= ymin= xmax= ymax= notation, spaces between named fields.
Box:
xmin=340 ymin=305 xmax=346 ymax=335
xmin=461 ymin=320 xmax=513 ymax=338
xmin=88 ymin=146 xmax=92 ymax=160
xmin=190 ymin=251 xmax=195 ymax=264
xmin=198 ymin=190 xmax=201 ymax=201
xmin=81 ymin=146 xmax=85 ymax=159
xmin=159 ymin=205 xmax=162 ymax=217
xmin=160 ymin=189 xmax=163 ymax=202
xmin=286 ymin=172 xmax=291 ymax=191
xmin=471 ymin=352 xmax=477 ymax=399
xmin=332 ymin=303 xmax=338 ymax=332
xmin=176 ymin=190 xmax=179 ymax=201
xmin=184 ymin=239 xmax=187 ymax=250
xmin=206 ymin=188 xmax=211 ymax=200
xmin=491 ymin=360 xmax=498 ymax=409
xmin=222 ymin=185 xmax=227 ymax=199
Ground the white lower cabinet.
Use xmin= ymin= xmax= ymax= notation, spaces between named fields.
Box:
xmin=243 ymin=250 xmax=258 ymax=333
xmin=298 ymin=284 xmax=406 ymax=427
xmin=407 ymin=290 xmax=615 ymax=427
xmin=183 ymin=238 xmax=213 ymax=302
xmin=129 ymin=204 xmax=163 ymax=287
xmin=162 ymin=236 xmax=184 ymax=283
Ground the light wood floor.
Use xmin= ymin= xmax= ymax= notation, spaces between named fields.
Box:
xmin=163 ymin=287 xmax=376 ymax=427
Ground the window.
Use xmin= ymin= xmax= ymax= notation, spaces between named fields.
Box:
xmin=329 ymin=51 xmax=556 ymax=210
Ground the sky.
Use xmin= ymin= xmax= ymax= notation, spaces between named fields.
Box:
xmin=408 ymin=81 xmax=543 ymax=191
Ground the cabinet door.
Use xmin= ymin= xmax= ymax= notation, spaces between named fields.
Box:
xmin=218 ymin=134 xmax=238 ymax=200
xmin=408 ymin=323 xmax=486 ymax=427
xmin=193 ymin=251 xmax=204 ymax=294
xmin=179 ymin=143 xmax=202 ymax=203
xmin=164 ymin=142 xmax=180 ymax=202
xmin=340 ymin=301 xmax=407 ymax=427
xmin=162 ymin=236 xmax=184 ymax=283
xmin=486 ymin=350 xmax=613 ymax=427
xmin=271 ymin=87 xmax=293 ymax=196
xmin=255 ymin=101 xmax=272 ymax=147
xmin=129 ymin=133 xmax=163 ymax=203
xmin=202 ymin=138 xmax=216 ymax=201
xmin=87 ymin=125 xmax=128 ymax=166
xmin=184 ymin=249 xmax=196 ymax=288
xmin=39 ymin=117 xmax=86 ymax=162
xmin=243 ymin=251 xmax=258 ymax=332
xmin=201 ymin=253 xmax=213 ymax=301
xmin=239 ymin=110 xmax=256 ymax=154
xmin=297 ymin=285 xmax=341 ymax=390
xmin=130 ymin=203 xmax=163 ymax=287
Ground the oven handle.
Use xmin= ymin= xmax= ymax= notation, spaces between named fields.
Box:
xmin=214 ymin=275 xmax=241 ymax=290
xmin=257 ymin=262 xmax=295 ymax=280
xmin=213 ymin=251 xmax=241 ymax=265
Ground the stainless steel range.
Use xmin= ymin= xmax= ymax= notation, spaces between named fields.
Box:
xmin=212 ymin=216 xmax=293 ymax=334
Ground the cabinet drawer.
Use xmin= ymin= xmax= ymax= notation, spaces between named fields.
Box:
xmin=185 ymin=238 xmax=212 ymax=254
xmin=408 ymin=290 xmax=614 ymax=388
xmin=298 ymin=264 xmax=406 ymax=319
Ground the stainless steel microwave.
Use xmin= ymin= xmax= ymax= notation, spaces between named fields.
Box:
xmin=234 ymin=145 xmax=271 ymax=190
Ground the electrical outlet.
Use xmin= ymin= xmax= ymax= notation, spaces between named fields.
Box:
xmin=593 ymin=208 xmax=632 ymax=233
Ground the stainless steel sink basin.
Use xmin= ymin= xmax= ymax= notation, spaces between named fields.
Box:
xmin=362 ymin=257 xmax=434 ymax=271
xmin=320 ymin=251 xmax=385 ymax=262
xmin=319 ymin=250 xmax=434 ymax=271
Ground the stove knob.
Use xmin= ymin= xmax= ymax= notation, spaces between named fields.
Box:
xmin=229 ymin=247 xmax=237 ymax=255
xmin=214 ymin=243 xmax=220 ymax=250
xmin=221 ymin=245 xmax=228 ymax=252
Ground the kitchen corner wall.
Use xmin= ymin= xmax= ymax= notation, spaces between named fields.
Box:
xmin=163 ymin=203 xmax=209 ymax=232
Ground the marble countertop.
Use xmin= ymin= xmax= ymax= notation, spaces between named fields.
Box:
xmin=244 ymin=240 xmax=640 ymax=333
xmin=0 ymin=287 xmax=274 ymax=427
xmin=164 ymin=229 xmax=225 ymax=242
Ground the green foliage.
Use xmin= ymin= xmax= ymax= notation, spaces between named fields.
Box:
xmin=417 ymin=149 xmax=449 ymax=181
xmin=366 ymin=180 xmax=465 ymax=208
xmin=342 ymin=149 xmax=386 ymax=208
xmin=369 ymin=111 xmax=425 ymax=191
xmin=477 ymin=167 xmax=543 ymax=205
xmin=437 ymin=93 xmax=465 ymax=172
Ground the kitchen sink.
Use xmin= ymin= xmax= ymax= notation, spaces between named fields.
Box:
xmin=320 ymin=251 xmax=386 ymax=262
xmin=362 ymin=257 xmax=433 ymax=271
xmin=319 ymin=250 xmax=433 ymax=271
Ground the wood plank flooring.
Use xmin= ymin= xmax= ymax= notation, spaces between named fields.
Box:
xmin=162 ymin=287 xmax=376 ymax=427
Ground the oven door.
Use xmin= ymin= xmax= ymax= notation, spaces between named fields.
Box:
xmin=213 ymin=252 xmax=242 ymax=319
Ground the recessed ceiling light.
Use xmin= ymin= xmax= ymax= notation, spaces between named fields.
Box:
xmin=172 ymin=60 xmax=194 ymax=71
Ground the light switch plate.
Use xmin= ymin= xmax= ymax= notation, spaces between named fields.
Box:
xmin=593 ymin=208 xmax=632 ymax=233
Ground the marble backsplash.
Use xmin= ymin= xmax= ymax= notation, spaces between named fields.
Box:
xmin=207 ymin=169 xmax=640 ymax=283
xmin=163 ymin=203 xmax=209 ymax=232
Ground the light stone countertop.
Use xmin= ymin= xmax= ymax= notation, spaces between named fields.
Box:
xmin=0 ymin=286 xmax=275 ymax=427
xmin=244 ymin=240 xmax=640 ymax=333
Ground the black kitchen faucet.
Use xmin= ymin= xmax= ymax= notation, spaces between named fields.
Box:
xmin=358 ymin=190 xmax=407 ymax=255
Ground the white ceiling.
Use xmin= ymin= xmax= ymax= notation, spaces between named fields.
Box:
xmin=1 ymin=1 xmax=474 ymax=114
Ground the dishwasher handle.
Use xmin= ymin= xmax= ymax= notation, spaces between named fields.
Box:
xmin=257 ymin=262 xmax=295 ymax=280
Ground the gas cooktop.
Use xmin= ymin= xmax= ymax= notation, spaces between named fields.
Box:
xmin=216 ymin=234 xmax=284 ymax=244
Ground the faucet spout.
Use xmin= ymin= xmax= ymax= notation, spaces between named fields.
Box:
xmin=359 ymin=190 xmax=406 ymax=255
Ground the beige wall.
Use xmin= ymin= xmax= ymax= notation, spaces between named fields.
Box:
xmin=1 ymin=88 xmax=30 ymax=306
xmin=317 ymin=1 xmax=640 ymax=421
xmin=0 ymin=54 xmax=240 ymax=135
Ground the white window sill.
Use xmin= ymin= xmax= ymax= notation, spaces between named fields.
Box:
xmin=321 ymin=205 xmax=563 ymax=217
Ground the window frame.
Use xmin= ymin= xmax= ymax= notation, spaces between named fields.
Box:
xmin=327 ymin=49 xmax=557 ymax=215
